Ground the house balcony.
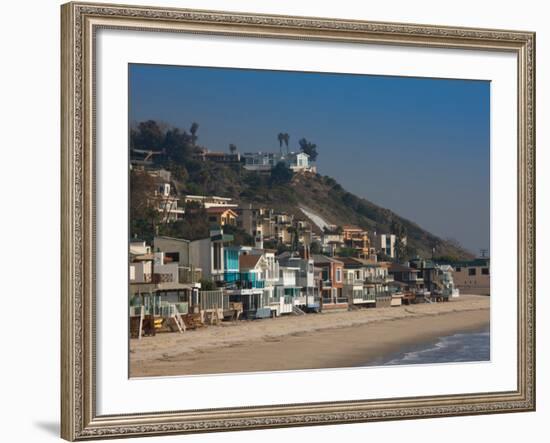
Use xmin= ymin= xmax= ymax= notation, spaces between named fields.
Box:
xmin=365 ymin=275 xmax=393 ymax=284
xmin=236 ymin=280 xmax=265 ymax=289
xmin=178 ymin=267 xmax=202 ymax=284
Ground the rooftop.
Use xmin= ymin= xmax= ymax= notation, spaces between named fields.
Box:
xmin=312 ymin=254 xmax=344 ymax=265
xmin=205 ymin=207 xmax=238 ymax=215
xmin=239 ymin=254 xmax=263 ymax=269
xmin=388 ymin=263 xmax=419 ymax=273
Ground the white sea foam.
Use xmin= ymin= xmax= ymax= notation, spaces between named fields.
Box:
xmin=371 ymin=328 xmax=490 ymax=367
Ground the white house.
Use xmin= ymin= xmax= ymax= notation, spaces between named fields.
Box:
xmin=183 ymin=195 xmax=238 ymax=209
xmin=242 ymin=151 xmax=315 ymax=172
xmin=130 ymin=240 xmax=151 ymax=256
xmin=287 ymin=152 xmax=312 ymax=172
xmin=190 ymin=228 xmax=234 ymax=283
xmin=153 ymin=182 xmax=185 ymax=222
xmin=129 ymin=261 xmax=152 ymax=283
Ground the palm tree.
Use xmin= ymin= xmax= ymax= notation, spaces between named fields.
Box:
xmin=277 ymin=133 xmax=284 ymax=155
xmin=190 ymin=122 xmax=199 ymax=146
xmin=282 ymin=133 xmax=290 ymax=154
xmin=229 ymin=143 xmax=237 ymax=154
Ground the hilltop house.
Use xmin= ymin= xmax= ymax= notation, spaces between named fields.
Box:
xmin=371 ymin=233 xmax=407 ymax=259
xmin=237 ymin=206 xmax=275 ymax=248
xmin=150 ymin=182 xmax=185 ymax=223
xmin=242 ymin=151 xmax=315 ymax=173
xmin=183 ymin=195 xmax=238 ymax=209
xmin=342 ymin=225 xmax=370 ymax=257
xmin=193 ymin=148 xmax=241 ymax=164
xmin=205 ymin=207 xmax=238 ymax=226
xmin=320 ymin=228 xmax=344 ymax=256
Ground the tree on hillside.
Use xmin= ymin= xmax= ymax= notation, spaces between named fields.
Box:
xmin=130 ymin=120 xmax=164 ymax=151
xmin=229 ymin=143 xmax=237 ymax=154
xmin=298 ymin=138 xmax=318 ymax=161
xmin=130 ymin=170 xmax=161 ymax=240
xmin=270 ymin=161 xmax=293 ymax=185
xmin=310 ymin=241 xmax=322 ymax=255
xmin=163 ymin=127 xmax=193 ymax=164
xmin=391 ymin=220 xmax=407 ymax=263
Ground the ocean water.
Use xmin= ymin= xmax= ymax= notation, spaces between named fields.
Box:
xmin=366 ymin=326 xmax=490 ymax=367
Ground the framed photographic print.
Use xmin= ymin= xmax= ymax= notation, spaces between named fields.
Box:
xmin=61 ymin=1 xmax=536 ymax=440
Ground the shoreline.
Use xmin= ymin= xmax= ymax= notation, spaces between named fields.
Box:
xmin=363 ymin=323 xmax=491 ymax=367
xmin=130 ymin=294 xmax=490 ymax=377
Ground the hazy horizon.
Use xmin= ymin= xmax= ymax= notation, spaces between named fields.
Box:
xmin=129 ymin=64 xmax=490 ymax=255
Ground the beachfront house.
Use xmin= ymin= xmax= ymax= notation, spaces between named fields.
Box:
xmin=153 ymin=236 xmax=203 ymax=285
xmin=409 ymin=257 xmax=438 ymax=295
xmin=451 ymin=258 xmax=490 ymax=296
xmin=312 ymin=254 xmax=346 ymax=311
xmin=435 ymin=264 xmax=460 ymax=299
xmin=338 ymin=257 xmax=376 ymax=307
xmin=225 ymin=253 xmax=270 ymax=319
xmin=387 ymin=262 xmax=425 ymax=305
xmin=190 ymin=228 xmax=234 ymax=283
xmin=278 ymin=250 xmax=319 ymax=311
xmin=272 ymin=265 xmax=302 ymax=315
xmin=129 ymin=246 xmax=204 ymax=329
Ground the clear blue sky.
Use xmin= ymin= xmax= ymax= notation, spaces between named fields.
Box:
xmin=129 ymin=64 xmax=490 ymax=254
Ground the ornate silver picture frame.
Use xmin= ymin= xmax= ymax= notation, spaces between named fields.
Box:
xmin=61 ymin=2 xmax=535 ymax=440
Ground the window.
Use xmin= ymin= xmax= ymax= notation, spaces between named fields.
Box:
xmin=456 ymin=267 xmax=461 ymax=272
xmin=213 ymin=243 xmax=221 ymax=270
xmin=165 ymin=252 xmax=180 ymax=263
xmin=482 ymin=268 xmax=489 ymax=275
xmin=468 ymin=268 xmax=476 ymax=276
xmin=336 ymin=268 xmax=342 ymax=283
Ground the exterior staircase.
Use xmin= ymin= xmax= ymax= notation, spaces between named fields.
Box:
xmin=292 ymin=306 xmax=306 ymax=316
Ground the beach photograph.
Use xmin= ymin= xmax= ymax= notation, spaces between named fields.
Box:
xmin=128 ymin=64 xmax=490 ymax=377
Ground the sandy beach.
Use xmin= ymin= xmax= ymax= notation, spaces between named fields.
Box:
xmin=130 ymin=294 xmax=489 ymax=377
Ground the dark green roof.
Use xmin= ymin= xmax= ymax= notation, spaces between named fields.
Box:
xmin=211 ymin=233 xmax=234 ymax=242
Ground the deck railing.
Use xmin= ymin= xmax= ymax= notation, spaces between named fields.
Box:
xmin=199 ymin=290 xmax=229 ymax=310
xmin=179 ymin=266 xmax=202 ymax=284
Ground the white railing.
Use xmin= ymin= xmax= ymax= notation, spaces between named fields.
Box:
xmin=199 ymin=290 xmax=229 ymax=311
